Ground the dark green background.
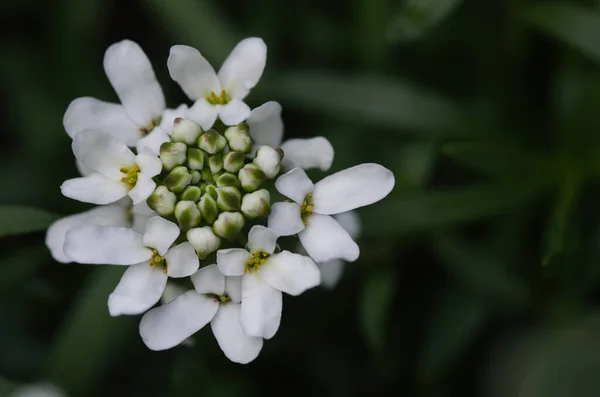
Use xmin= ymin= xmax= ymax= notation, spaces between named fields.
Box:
xmin=2 ymin=0 xmax=600 ymax=396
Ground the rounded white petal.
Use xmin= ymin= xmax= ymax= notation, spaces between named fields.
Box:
xmin=140 ymin=290 xmax=218 ymax=350
xmin=191 ymin=264 xmax=225 ymax=295
xmin=64 ymin=224 xmax=150 ymax=265
xmin=320 ymin=259 xmax=344 ymax=288
xmin=217 ymin=248 xmax=252 ymax=276
xmin=128 ymin=173 xmax=156 ymax=205
xmin=211 ymin=303 xmax=263 ymax=364
xmin=334 ymin=211 xmax=361 ymax=239
xmin=218 ymin=37 xmax=267 ymax=99
xmin=63 ymin=97 xmax=141 ymax=145
xmin=218 ymin=100 xmax=251 ymax=126
xmin=247 ymin=101 xmax=283 ymax=148
xmin=240 ymin=274 xmax=282 ymax=339
xmin=186 ymin=98 xmax=219 ymax=130
xmin=159 ymin=104 xmax=188 ymax=134
xmin=298 ymin=214 xmax=359 ymax=263
xmin=131 ymin=200 xmax=157 ymax=233
xmin=46 ymin=205 xmax=128 ymax=263
xmin=76 ymin=159 xmax=95 ymax=177
xmin=142 ymin=217 xmax=180 ymax=255
xmin=259 ymin=251 xmax=320 ymax=296
xmin=72 ymin=130 xmax=135 ymax=179
xmin=164 ymin=242 xmax=199 ymax=278
xmin=135 ymin=147 xmax=162 ymax=177
xmin=108 ymin=262 xmax=168 ymax=316
xmin=168 ymin=45 xmax=220 ymax=100
xmin=312 ymin=163 xmax=395 ymax=215
xmin=104 ymin=40 xmax=165 ymax=125
xmin=247 ymin=225 xmax=278 ymax=254
xmin=61 ymin=174 xmax=128 ymax=205
xmin=274 ymin=168 xmax=314 ymax=203
xmin=280 ymin=137 xmax=334 ymax=171
xmin=161 ymin=282 xmax=188 ymax=304
xmin=136 ymin=128 xmax=170 ymax=155
xmin=267 ymin=202 xmax=304 ymax=236
xmin=225 ymin=276 xmax=242 ymax=303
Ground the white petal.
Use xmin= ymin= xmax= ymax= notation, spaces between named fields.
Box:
xmin=45 ymin=204 xmax=128 ymax=263
xmin=320 ymin=259 xmax=345 ymax=288
xmin=217 ymin=248 xmax=252 ymax=276
xmin=190 ymin=264 xmax=225 ymax=295
xmin=11 ymin=384 xmax=65 ymax=397
xmin=211 ymin=303 xmax=263 ymax=364
xmin=312 ymin=163 xmax=395 ymax=214
xmin=165 ymin=242 xmax=199 ymax=278
xmin=140 ymin=290 xmax=218 ymax=350
xmin=240 ymin=274 xmax=282 ymax=339
xmin=225 ymin=276 xmax=242 ymax=303
xmin=108 ymin=262 xmax=168 ymax=316
xmin=334 ymin=211 xmax=361 ymax=239
xmin=136 ymin=147 xmax=162 ymax=177
xmin=218 ymin=37 xmax=267 ymax=99
xmin=161 ymin=282 xmax=187 ymax=304
xmin=143 ymin=217 xmax=180 ymax=255
xmin=274 ymin=168 xmax=314 ymax=203
xmin=64 ymin=224 xmax=150 ymax=265
xmin=280 ymin=137 xmax=334 ymax=171
xmin=104 ymin=40 xmax=165 ymax=125
xmin=61 ymin=174 xmax=128 ymax=205
xmin=131 ymin=200 xmax=157 ymax=233
xmin=247 ymin=225 xmax=278 ymax=254
xmin=168 ymin=45 xmax=220 ymax=100
xmin=72 ymin=130 xmax=135 ymax=179
xmin=218 ymin=100 xmax=251 ymax=126
xmin=267 ymin=202 xmax=304 ymax=236
xmin=298 ymin=214 xmax=359 ymax=262
xmin=259 ymin=251 xmax=320 ymax=296
xmin=159 ymin=104 xmax=188 ymax=134
xmin=247 ymin=101 xmax=283 ymax=148
xmin=128 ymin=173 xmax=156 ymax=205
xmin=63 ymin=97 xmax=142 ymax=145
xmin=136 ymin=128 xmax=170 ymax=155
xmin=76 ymin=159 xmax=95 ymax=177
xmin=186 ymin=99 xmax=219 ymax=130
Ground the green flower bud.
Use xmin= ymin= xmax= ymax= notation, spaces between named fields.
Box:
xmin=159 ymin=142 xmax=187 ymax=171
xmin=175 ymin=200 xmax=202 ymax=230
xmin=209 ymin=152 xmax=223 ymax=174
xmin=198 ymin=129 xmax=227 ymax=154
xmin=241 ymin=189 xmax=271 ymax=219
xmin=172 ymin=118 xmax=202 ymax=145
xmin=147 ymin=186 xmax=177 ymax=216
xmin=205 ymin=184 xmax=218 ymax=200
xmin=216 ymin=186 xmax=241 ymax=211
xmin=187 ymin=148 xmax=205 ymax=171
xmin=215 ymin=172 xmax=241 ymax=188
xmin=239 ymin=163 xmax=267 ymax=192
xmin=163 ymin=166 xmax=192 ymax=193
xmin=198 ymin=193 xmax=218 ymax=224
xmin=200 ymin=168 xmax=213 ymax=182
xmin=186 ymin=226 xmax=221 ymax=259
xmin=181 ymin=185 xmax=202 ymax=202
xmin=224 ymin=124 xmax=252 ymax=153
xmin=212 ymin=211 xmax=245 ymax=241
xmin=254 ymin=145 xmax=282 ymax=179
xmin=191 ymin=170 xmax=201 ymax=184
xmin=223 ymin=151 xmax=245 ymax=173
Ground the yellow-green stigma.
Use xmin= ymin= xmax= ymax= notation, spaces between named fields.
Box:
xmin=300 ymin=193 xmax=313 ymax=226
xmin=119 ymin=165 xmax=140 ymax=189
xmin=211 ymin=294 xmax=232 ymax=304
xmin=246 ymin=251 xmax=270 ymax=273
xmin=205 ymin=89 xmax=231 ymax=105
xmin=139 ymin=117 xmax=162 ymax=135
xmin=149 ymin=250 xmax=167 ymax=273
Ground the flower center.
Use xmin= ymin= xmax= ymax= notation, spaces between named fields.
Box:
xmin=300 ymin=193 xmax=313 ymax=225
xmin=149 ymin=250 xmax=168 ymax=273
xmin=139 ymin=117 xmax=162 ymax=136
xmin=246 ymin=251 xmax=270 ymax=272
xmin=119 ymin=165 xmax=140 ymax=190
xmin=209 ymin=293 xmax=232 ymax=304
xmin=205 ymin=90 xmax=231 ymax=105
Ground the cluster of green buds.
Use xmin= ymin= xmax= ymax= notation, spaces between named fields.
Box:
xmin=147 ymin=118 xmax=283 ymax=259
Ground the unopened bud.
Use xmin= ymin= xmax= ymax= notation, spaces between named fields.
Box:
xmin=160 ymin=142 xmax=187 ymax=171
xmin=216 ymin=186 xmax=241 ymax=211
xmin=198 ymin=129 xmax=227 ymax=154
xmin=186 ymin=227 xmax=221 ymax=259
xmin=181 ymin=185 xmax=202 ymax=202
xmin=191 ymin=170 xmax=201 ymax=184
xmin=209 ymin=152 xmax=223 ymax=174
xmin=198 ymin=193 xmax=218 ymax=224
xmin=254 ymin=145 xmax=281 ymax=179
xmin=172 ymin=118 xmax=202 ymax=145
xmin=212 ymin=211 xmax=245 ymax=241
xmin=216 ymin=172 xmax=241 ymax=188
xmin=223 ymin=151 xmax=245 ymax=173
xmin=241 ymin=189 xmax=271 ymax=219
xmin=163 ymin=166 xmax=192 ymax=193
xmin=224 ymin=124 xmax=252 ymax=153
xmin=175 ymin=200 xmax=202 ymax=230
xmin=239 ymin=163 xmax=267 ymax=192
xmin=200 ymin=168 xmax=213 ymax=182
xmin=205 ymin=184 xmax=218 ymax=200
xmin=187 ymin=148 xmax=205 ymax=170
xmin=147 ymin=186 xmax=176 ymax=216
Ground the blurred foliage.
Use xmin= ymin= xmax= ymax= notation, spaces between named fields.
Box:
xmin=2 ymin=0 xmax=600 ymax=396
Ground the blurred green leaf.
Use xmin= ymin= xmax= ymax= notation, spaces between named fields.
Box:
xmin=0 ymin=377 xmax=16 ymax=395
xmin=0 ymin=206 xmax=59 ymax=237
xmin=0 ymin=245 xmax=49 ymax=289
xmin=393 ymin=142 xmax=436 ymax=190
xmin=521 ymin=3 xmax=600 ymax=63
xmin=360 ymin=271 xmax=396 ymax=350
xmin=387 ymin=0 xmax=463 ymax=43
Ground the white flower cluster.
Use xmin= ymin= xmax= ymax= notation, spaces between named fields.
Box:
xmin=46 ymin=38 xmax=395 ymax=364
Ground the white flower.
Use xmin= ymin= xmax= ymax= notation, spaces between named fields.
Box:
xmin=318 ymin=211 xmax=361 ymax=288
xmin=168 ymin=38 xmax=267 ymax=129
xmin=10 ymin=383 xmax=65 ymax=397
xmin=246 ymin=101 xmax=334 ymax=171
xmin=63 ymin=40 xmax=186 ymax=154
xmin=61 ymin=130 xmax=162 ymax=205
xmin=217 ymin=226 xmax=320 ymax=339
xmin=268 ymin=164 xmax=394 ymax=263
xmin=63 ymin=217 xmax=199 ymax=316
xmin=130 ymin=200 xmax=158 ymax=233
xmin=140 ymin=265 xmax=263 ymax=364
